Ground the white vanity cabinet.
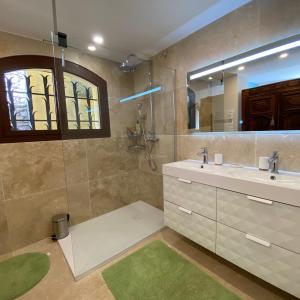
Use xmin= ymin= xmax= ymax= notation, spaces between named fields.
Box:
xmin=217 ymin=189 xmax=300 ymax=254
xmin=216 ymin=223 xmax=300 ymax=297
xmin=163 ymin=167 xmax=300 ymax=298
xmin=164 ymin=201 xmax=216 ymax=252
xmin=163 ymin=175 xmax=216 ymax=219
xmin=163 ymin=175 xmax=216 ymax=252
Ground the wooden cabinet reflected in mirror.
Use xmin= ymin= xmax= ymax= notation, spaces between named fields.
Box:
xmin=242 ymin=78 xmax=300 ymax=131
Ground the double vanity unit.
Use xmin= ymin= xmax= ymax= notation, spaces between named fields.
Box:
xmin=163 ymin=160 xmax=300 ymax=298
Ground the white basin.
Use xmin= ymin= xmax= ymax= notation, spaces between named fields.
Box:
xmin=171 ymin=160 xmax=300 ymax=185
xmin=163 ymin=160 xmax=300 ymax=207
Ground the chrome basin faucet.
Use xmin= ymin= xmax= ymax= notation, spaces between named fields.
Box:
xmin=198 ymin=147 xmax=208 ymax=164
xmin=268 ymin=151 xmax=279 ymax=174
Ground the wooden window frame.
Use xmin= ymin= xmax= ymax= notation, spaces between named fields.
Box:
xmin=0 ymin=55 xmax=111 ymax=143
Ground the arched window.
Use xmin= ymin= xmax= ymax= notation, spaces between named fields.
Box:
xmin=0 ymin=55 xmax=110 ymax=143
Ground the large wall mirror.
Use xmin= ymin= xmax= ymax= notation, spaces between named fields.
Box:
xmin=187 ymin=34 xmax=300 ymax=132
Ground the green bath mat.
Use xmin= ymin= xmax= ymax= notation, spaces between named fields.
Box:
xmin=102 ymin=240 xmax=240 ymax=300
xmin=0 ymin=252 xmax=50 ymax=300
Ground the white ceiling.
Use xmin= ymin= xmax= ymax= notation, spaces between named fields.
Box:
xmin=0 ymin=0 xmax=250 ymax=62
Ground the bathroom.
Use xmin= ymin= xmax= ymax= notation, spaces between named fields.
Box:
xmin=0 ymin=0 xmax=299 ymax=299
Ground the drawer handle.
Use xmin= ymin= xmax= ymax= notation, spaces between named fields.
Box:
xmin=246 ymin=234 xmax=271 ymax=248
xmin=246 ymin=195 xmax=273 ymax=205
xmin=178 ymin=206 xmax=192 ymax=215
xmin=178 ymin=178 xmax=192 ymax=184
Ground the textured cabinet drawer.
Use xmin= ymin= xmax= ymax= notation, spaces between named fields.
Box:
xmin=164 ymin=201 xmax=216 ymax=252
xmin=216 ymin=223 xmax=300 ymax=298
xmin=217 ymin=188 xmax=300 ymax=254
xmin=163 ymin=175 xmax=216 ymax=220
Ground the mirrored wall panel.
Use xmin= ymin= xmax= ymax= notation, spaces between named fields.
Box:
xmin=187 ymin=34 xmax=300 ymax=132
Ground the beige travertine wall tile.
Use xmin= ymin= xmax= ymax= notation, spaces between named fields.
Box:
xmin=86 ymin=137 xmax=137 ymax=180
xmin=259 ymin=0 xmax=300 ymax=42
xmin=89 ymin=173 xmax=129 ymax=217
xmin=138 ymin=153 xmax=167 ymax=175
xmin=138 ymin=171 xmax=163 ymax=209
xmin=0 ymin=141 xmax=66 ymax=200
xmin=109 ymin=96 xmax=138 ymax=138
xmin=175 ymin=87 xmax=189 ymax=135
xmin=62 ymin=139 xmax=88 ymax=185
xmin=118 ymin=170 xmax=141 ymax=205
xmin=0 ymin=31 xmax=53 ymax=58
xmin=4 ymin=188 xmax=68 ymax=250
xmin=152 ymin=64 xmax=176 ymax=94
xmin=255 ymin=134 xmax=300 ymax=172
xmin=177 ymin=134 xmax=256 ymax=166
xmin=177 ymin=135 xmax=214 ymax=161
xmin=0 ymin=200 xmax=10 ymax=254
xmin=209 ymin=134 xmax=256 ymax=166
xmin=132 ymin=64 xmax=150 ymax=96
xmin=153 ymin=91 xmax=175 ymax=135
xmin=0 ymin=178 xmax=8 ymax=255
xmin=89 ymin=168 xmax=164 ymax=218
xmin=0 ymin=178 xmax=3 ymax=201
xmin=67 ymin=181 xmax=92 ymax=225
xmin=154 ymin=135 xmax=174 ymax=157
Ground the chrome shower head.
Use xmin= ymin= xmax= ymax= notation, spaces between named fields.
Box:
xmin=119 ymin=54 xmax=139 ymax=72
xmin=120 ymin=61 xmax=136 ymax=72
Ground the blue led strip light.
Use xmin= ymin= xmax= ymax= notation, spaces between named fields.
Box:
xmin=119 ymin=86 xmax=162 ymax=103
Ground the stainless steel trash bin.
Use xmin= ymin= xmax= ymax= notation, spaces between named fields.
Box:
xmin=52 ymin=213 xmax=69 ymax=240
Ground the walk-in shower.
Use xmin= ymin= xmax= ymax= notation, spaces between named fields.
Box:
xmin=57 ymin=58 xmax=176 ymax=278
xmin=51 ymin=0 xmax=176 ymax=280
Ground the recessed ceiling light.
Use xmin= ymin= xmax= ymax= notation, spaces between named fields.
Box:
xmin=279 ymin=52 xmax=288 ymax=58
xmin=88 ymin=45 xmax=96 ymax=51
xmin=238 ymin=66 xmax=245 ymax=71
xmin=93 ymin=35 xmax=104 ymax=44
xmin=208 ymin=76 xmax=213 ymax=80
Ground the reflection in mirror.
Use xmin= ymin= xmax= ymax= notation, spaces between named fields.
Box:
xmin=187 ymin=34 xmax=300 ymax=132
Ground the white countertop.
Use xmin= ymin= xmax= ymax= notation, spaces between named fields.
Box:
xmin=163 ymin=160 xmax=300 ymax=207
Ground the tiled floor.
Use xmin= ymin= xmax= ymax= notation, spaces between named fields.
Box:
xmin=2 ymin=228 xmax=297 ymax=300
